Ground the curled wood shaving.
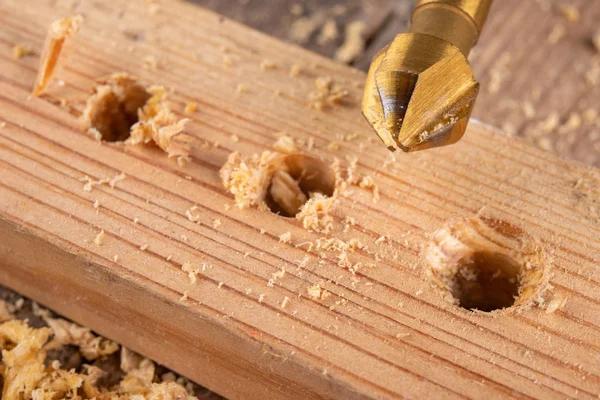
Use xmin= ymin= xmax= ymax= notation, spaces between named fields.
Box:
xmin=33 ymin=15 xmax=83 ymax=96
xmin=335 ymin=21 xmax=366 ymax=64
xmin=44 ymin=317 xmax=119 ymax=361
xmin=0 ymin=318 xmax=197 ymax=399
xmin=93 ymin=229 xmax=105 ymax=246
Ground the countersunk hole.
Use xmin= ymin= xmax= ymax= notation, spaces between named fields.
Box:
xmin=450 ymin=251 xmax=520 ymax=312
xmin=425 ymin=217 xmax=550 ymax=313
xmin=265 ymin=154 xmax=336 ymax=217
xmin=83 ymin=76 xmax=151 ymax=142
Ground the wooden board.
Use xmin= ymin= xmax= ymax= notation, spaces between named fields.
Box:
xmin=1 ymin=0 xmax=600 ymax=398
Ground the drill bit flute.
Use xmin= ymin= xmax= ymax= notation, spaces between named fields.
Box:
xmin=362 ymin=0 xmax=493 ymax=152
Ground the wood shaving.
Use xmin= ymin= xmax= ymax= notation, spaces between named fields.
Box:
xmin=488 ymin=53 xmax=512 ymax=94
xmin=213 ymin=218 xmax=221 ymax=228
xmin=585 ymin=62 xmax=600 ymax=86
xmin=359 ymin=176 xmax=379 ymax=202
xmin=148 ymin=3 xmax=160 ymax=15
xmin=13 ymin=44 xmax=33 ymax=59
xmin=181 ymin=261 xmax=201 ymax=284
xmin=557 ymin=4 xmax=579 ymax=22
xmin=547 ymin=24 xmax=566 ymax=44
xmin=80 ymin=171 xmax=126 ymax=192
xmin=0 ymin=300 xmax=15 ymax=322
xmin=93 ymin=229 xmax=105 ymax=246
xmin=309 ymin=76 xmax=349 ymax=110
xmin=186 ymin=205 xmax=200 ymax=222
xmin=281 ymin=296 xmax=290 ymax=309
xmin=127 ymin=85 xmax=191 ymax=156
xmin=230 ymin=134 xmax=240 ymax=142
xmin=289 ymin=11 xmax=326 ymax=44
xmin=335 ymin=21 xmax=366 ymax=64
xmin=273 ymin=135 xmax=298 ymax=154
xmin=109 ymin=172 xmax=126 ymax=188
xmin=44 ymin=317 xmax=119 ymax=360
xmin=306 ymin=285 xmax=330 ymax=301
xmin=180 ymin=291 xmax=188 ymax=302
xmin=223 ymin=55 xmax=233 ymax=67
xmin=296 ymin=193 xmax=336 ymax=234
xmin=143 ymin=54 xmax=158 ymax=70
xmin=33 ymin=15 xmax=83 ymax=96
xmin=290 ymin=64 xmax=301 ymax=78
xmin=184 ymin=102 xmax=198 ymax=115
xmin=220 ymin=151 xmax=283 ymax=211
xmin=236 ymin=84 xmax=248 ymax=94
xmin=317 ymin=18 xmax=338 ymax=46
xmin=290 ymin=4 xmax=304 ymax=16
xmin=268 ymin=268 xmax=286 ymax=287
xmin=279 ymin=232 xmax=292 ymax=243
xmin=260 ymin=59 xmax=277 ymax=70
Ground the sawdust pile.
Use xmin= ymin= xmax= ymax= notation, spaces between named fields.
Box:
xmin=81 ymin=73 xmax=191 ymax=163
xmin=0 ymin=314 xmax=197 ymax=399
xmin=308 ymin=76 xmax=349 ymax=111
xmin=33 ymin=15 xmax=83 ymax=96
xmin=220 ymin=150 xmax=338 ymax=228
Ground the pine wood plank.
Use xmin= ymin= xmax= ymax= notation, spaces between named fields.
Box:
xmin=0 ymin=0 xmax=599 ymax=399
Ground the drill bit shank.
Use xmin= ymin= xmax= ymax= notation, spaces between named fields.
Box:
xmin=362 ymin=0 xmax=492 ymax=152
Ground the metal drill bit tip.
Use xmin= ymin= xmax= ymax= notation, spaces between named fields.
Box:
xmin=362 ymin=33 xmax=480 ymax=152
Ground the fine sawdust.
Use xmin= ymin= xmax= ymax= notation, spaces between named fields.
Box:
xmin=81 ymin=73 xmax=191 ymax=163
xmin=33 ymin=15 xmax=83 ymax=96
xmin=308 ymin=76 xmax=349 ymax=111
xmin=13 ymin=44 xmax=33 ymax=59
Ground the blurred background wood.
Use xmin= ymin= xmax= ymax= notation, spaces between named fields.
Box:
xmin=189 ymin=0 xmax=600 ymax=167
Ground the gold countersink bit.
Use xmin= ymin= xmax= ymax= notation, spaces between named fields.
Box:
xmin=362 ymin=0 xmax=493 ymax=152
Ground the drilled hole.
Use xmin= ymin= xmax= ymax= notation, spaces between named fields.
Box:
xmin=265 ymin=154 xmax=336 ymax=217
xmin=82 ymin=75 xmax=151 ymax=142
xmin=425 ymin=217 xmax=549 ymax=313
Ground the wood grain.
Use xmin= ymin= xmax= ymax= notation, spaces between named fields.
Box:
xmin=0 ymin=0 xmax=599 ymax=399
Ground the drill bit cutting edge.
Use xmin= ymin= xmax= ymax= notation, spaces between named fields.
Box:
xmin=362 ymin=0 xmax=492 ymax=152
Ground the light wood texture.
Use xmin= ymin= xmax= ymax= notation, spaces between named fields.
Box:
xmin=1 ymin=0 xmax=600 ymax=399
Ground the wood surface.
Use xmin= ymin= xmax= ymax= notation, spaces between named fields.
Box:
xmin=191 ymin=0 xmax=600 ymax=167
xmin=1 ymin=0 xmax=600 ymax=399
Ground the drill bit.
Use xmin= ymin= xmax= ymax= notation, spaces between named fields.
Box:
xmin=362 ymin=0 xmax=492 ymax=152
